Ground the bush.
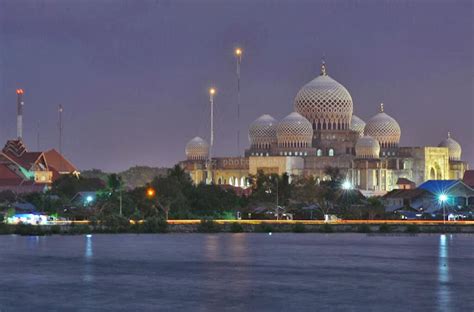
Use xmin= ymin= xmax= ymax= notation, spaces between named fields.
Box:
xmin=405 ymin=224 xmax=420 ymax=234
xmin=50 ymin=225 xmax=61 ymax=234
xmin=229 ymin=222 xmax=244 ymax=233
xmin=0 ymin=223 xmax=13 ymax=234
xmin=292 ymin=223 xmax=306 ymax=233
xmin=198 ymin=218 xmax=220 ymax=233
xmin=14 ymin=223 xmax=46 ymax=236
xmin=256 ymin=223 xmax=274 ymax=233
xmin=378 ymin=224 xmax=392 ymax=233
xmin=100 ymin=215 xmax=130 ymax=233
xmin=68 ymin=225 xmax=91 ymax=235
xmin=320 ymin=223 xmax=333 ymax=233
xmin=143 ymin=217 xmax=168 ymax=233
xmin=357 ymin=224 xmax=372 ymax=233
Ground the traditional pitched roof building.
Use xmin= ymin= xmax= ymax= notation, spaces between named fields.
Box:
xmin=0 ymin=140 xmax=78 ymax=193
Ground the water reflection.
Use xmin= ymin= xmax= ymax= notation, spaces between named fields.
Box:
xmin=83 ymin=236 xmax=94 ymax=283
xmin=437 ymin=234 xmax=451 ymax=312
xmin=204 ymin=235 xmax=220 ymax=261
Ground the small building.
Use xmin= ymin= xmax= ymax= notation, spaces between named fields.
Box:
xmin=0 ymin=140 xmax=78 ymax=194
xmin=418 ymin=180 xmax=474 ymax=207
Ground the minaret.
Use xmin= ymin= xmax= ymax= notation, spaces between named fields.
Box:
xmin=16 ymin=89 xmax=24 ymax=140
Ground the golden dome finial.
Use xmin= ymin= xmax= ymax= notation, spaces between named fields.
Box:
xmin=380 ymin=103 xmax=384 ymax=113
xmin=320 ymin=58 xmax=327 ymax=76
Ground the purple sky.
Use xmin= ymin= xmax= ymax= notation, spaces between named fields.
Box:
xmin=0 ymin=0 xmax=472 ymax=172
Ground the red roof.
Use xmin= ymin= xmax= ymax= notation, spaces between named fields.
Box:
xmin=44 ymin=149 xmax=77 ymax=173
xmin=463 ymin=170 xmax=474 ymax=188
xmin=5 ymin=152 xmax=43 ymax=170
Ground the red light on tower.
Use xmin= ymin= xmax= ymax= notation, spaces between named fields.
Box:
xmin=16 ymin=89 xmax=24 ymax=95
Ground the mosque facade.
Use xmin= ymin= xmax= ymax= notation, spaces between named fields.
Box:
xmin=180 ymin=61 xmax=468 ymax=196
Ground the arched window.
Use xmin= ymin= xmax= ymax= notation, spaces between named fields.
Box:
xmin=329 ymin=148 xmax=335 ymax=157
xmin=317 ymin=149 xmax=322 ymax=157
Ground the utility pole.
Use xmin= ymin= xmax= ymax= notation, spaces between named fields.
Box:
xmin=58 ymin=105 xmax=63 ymax=155
xmin=36 ymin=120 xmax=40 ymax=151
xmin=16 ymin=89 xmax=24 ymax=140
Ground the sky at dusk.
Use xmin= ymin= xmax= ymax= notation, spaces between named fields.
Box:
xmin=0 ymin=0 xmax=472 ymax=172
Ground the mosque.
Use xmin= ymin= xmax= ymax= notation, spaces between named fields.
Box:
xmin=180 ymin=61 xmax=468 ymax=196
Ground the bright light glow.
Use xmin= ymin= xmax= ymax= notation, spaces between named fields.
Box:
xmin=342 ymin=180 xmax=353 ymax=190
xmin=146 ymin=187 xmax=156 ymax=198
xmin=438 ymin=194 xmax=448 ymax=203
xmin=86 ymin=234 xmax=92 ymax=238
xmin=16 ymin=89 xmax=24 ymax=95
xmin=209 ymin=88 xmax=216 ymax=95
xmin=86 ymin=195 xmax=94 ymax=203
xmin=235 ymin=48 xmax=242 ymax=56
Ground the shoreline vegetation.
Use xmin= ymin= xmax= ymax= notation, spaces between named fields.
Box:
xmin=2 ymin=219 xmax=473 ymax=236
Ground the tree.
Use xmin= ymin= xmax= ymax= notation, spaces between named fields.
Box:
xmin=52 ymin=174 xmax=105 ymax=199
xmin=107 ymin=173 xmax=122 ymax=193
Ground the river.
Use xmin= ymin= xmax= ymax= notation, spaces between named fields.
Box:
xmin=0 ymin=234 xmax=472 ymax=311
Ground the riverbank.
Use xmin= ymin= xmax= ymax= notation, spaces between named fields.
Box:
xmin=1 ymin=220 xmax=474 ymax=235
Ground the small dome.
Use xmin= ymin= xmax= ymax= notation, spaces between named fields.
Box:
xmin=276 ymin=112 xmax=313 ymax=148
xmin=355 ymin=136 xmax=380 ymax=159
xmin=249 ymin=114 xmax=277 ymax=149
xmin=350 ymin=115 xmax=366 ymax=137
xmin=185 ymin=136 xmax=209 ymax=160
xmin=294 ymin=60 xmax=353 ymax=131
xmin=438 ymin=132 xmax=462 ymax=160
xmin=364 ymin=103 xmax=401 ymax=148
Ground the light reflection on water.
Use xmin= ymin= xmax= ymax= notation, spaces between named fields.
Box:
xmin=83 ymin=236 xmax=94 ymax=283
xmin=437 ymin=234 xmax=450 ymax=312
xmin=0 ymin=234 xmax=472 ymax=311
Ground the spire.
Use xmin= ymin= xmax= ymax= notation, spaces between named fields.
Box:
xmin=380 ymin=103 xmax=384 ymax=113
xmin=320 ymin=58 xmax=327 ymax=76
xmin=447 ymin=131 xmax=451 ymax=139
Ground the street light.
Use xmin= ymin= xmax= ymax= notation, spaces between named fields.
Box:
xmin=438 ymin=193 xmax=448 ymax=224
xmin=341 ymin=180 xmax=353 ymax=190
xmin=146 ymin=187 xmax=156 ymax=198
xmin=234 ymin=47 xmax=243 ymax=156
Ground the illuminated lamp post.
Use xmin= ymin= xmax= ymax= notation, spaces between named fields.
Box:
xmin=438 ymin=193 xmax=448 ymax=224
xmin=146 ymin=187 xmax=169 ymax=220
xmin=207 ymin=87 xmax=216 ymax=184
xmin=341 ymin=180 xmax=353 ymax=190
xmin=234 ymin=47 xmax=243 ymax=155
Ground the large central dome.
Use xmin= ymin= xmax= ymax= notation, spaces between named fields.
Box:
xmin=294 ymin=61 xmax=353 ymax=131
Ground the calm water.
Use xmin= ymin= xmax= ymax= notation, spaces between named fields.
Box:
xmin=0 ymin=234 xmax=472 ymax=312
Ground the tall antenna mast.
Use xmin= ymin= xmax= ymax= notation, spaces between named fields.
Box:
xmin=58 ymin=104 xmax=63 ymax=154
xmin=16 ymin=89 xmax=24 ymax=140
xmin=36 ymin=120 xmax=40 ymax=151
xmin=208 ymin=87 xmax=216 ymax=184
xmin=234 ymin=47 xmax=243 ymax=156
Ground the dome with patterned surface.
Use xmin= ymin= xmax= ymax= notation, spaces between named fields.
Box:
xmin=294 ymin=61 xmax=353 ymax=131
xmin=438 ymin=132 xmax=462 ymax=160
xmin=249 ymin=114 xmax=277 ymax=149
xmin=276 ymin=112 xmax=313 ymax=148
xmin=355 ymin=136 xmax=380 ymax=159
xmin=350 ymin=114 xmax=366 ymax=137
xmin=185 ymin=136 xmax=209 ymax=160
xmin=364 ymin=104 xmax=401 ymax=148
